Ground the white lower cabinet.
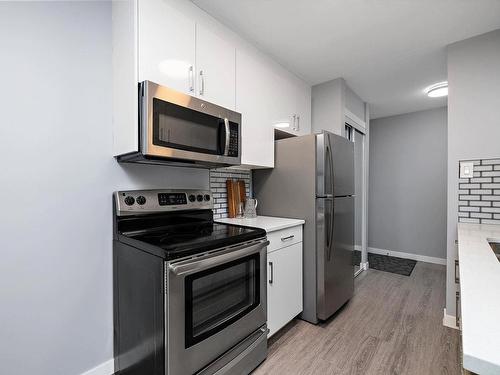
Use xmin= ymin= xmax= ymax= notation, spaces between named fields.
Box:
xmin=267 ymin=239 xmax=303 ymax=337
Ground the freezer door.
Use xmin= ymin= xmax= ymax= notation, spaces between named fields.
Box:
xmin=330 ymin=133 xmax=354 ymax=197
xmin=316 ymin=196 xmax=354 ymax=321
xmin=316 ymin=132 xmax=333 ymax=198
xmin=316 ymin=132 xmax=354 ymax=198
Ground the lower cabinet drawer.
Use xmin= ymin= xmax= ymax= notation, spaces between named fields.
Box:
xmin=267 ymin=242 xmax=303 ymax=337
xmin=267 ymin=225 xmax=303 ymax=253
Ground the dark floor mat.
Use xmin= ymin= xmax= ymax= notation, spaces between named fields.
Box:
xmin=368 ymin=253 xmax=416 ymax=276
xmin=352 ymin=250 xmax=416 ymax=276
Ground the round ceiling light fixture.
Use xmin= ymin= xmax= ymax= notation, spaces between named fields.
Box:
xmin=425 ymin=81 xmax=448 ymax=98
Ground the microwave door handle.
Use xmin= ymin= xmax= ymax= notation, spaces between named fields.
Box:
xmin=224 ymin=118 xmax=230 ymax=156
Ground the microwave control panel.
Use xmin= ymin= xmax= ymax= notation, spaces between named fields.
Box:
xmin=228 ymin=123 xmax=239 ymax=157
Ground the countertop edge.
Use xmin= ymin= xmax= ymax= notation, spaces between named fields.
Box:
xmin=215 ymin=216 xmax=305 ymax=233
xmin=457 ymin=222 xmax=500 ymax=374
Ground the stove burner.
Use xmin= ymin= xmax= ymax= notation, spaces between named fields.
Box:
xmin=143 ymin=223 xmax=214 ymax=244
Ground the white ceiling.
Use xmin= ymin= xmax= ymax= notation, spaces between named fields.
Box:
xmin=192 ymin=0 xmax=500 ymax=118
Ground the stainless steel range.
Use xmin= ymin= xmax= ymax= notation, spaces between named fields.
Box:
xmin=113 ymin=189 xmax=268 ymax=375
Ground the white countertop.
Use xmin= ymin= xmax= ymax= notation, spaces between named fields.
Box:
xmin=457 ymin=223 xmax=500 ymax=375
xmin=216 ymin=216 xmax=305 ymax=233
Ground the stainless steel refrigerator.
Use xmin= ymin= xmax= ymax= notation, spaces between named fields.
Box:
xmin=253 ymin=131 xmax=354 ymax=324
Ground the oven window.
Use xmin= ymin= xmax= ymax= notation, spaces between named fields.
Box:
xmin=152 ymin=98 xmax=224 ymax=155
xmin=184 ymin=254 xmax=260 ymax=348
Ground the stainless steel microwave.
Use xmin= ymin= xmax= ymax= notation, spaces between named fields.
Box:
xmin=117 ymin=81 xmax=241 ymax=168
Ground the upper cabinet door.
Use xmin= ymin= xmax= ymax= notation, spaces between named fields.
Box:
xmin=266 ymin=68 xmax=310 ymax=136
xmin=137 ymin=0 xmax=196 ymax=95
xmin=236 ymin=49 xmax=274 ymax=168
xmin=293 ymin=79 xmax=312 ymax=135
xmin=196 ymin=24 xmax=236 ymax=109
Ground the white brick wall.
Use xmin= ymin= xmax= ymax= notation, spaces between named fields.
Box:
xmin=209 ymin=168 xmax=251 ymax=219
xmin=458 ymin=158 xmax=500 ymax=224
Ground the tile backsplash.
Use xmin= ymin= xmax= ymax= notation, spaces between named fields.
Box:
xmin=458 ymin=158 xmax=500 ymax=224
xmin=210 ymin=168 xmax=251 ymax=219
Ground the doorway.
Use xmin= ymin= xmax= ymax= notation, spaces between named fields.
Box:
xmin=345 ymin=124 xmax=366 ymax=276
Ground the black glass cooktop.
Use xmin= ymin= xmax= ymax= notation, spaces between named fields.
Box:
xmin=120 ymin=219 xmax=265 ymax=260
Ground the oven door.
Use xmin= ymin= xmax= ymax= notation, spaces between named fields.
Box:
xmin=166 ymin=239 xmax=267 ymax=375
xmin=141 ymin=80 xmax=241 ymax=166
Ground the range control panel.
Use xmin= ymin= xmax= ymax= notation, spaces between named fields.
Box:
xmin=115 ymin=189 xmax=212 ymax=216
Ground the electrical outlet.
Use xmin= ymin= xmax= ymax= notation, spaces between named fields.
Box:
xmin=460 ymin=162 xmax=474 ymax=178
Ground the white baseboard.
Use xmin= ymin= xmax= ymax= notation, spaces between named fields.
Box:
xmin=367 ymin=246 xmax=446 ymax=265
xmin=443 ymin=308 xmax=459 ymax=330
xmin=81 ymin=359 xmax=114 ymax=375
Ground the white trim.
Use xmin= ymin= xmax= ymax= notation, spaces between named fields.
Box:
xmin=80 ymin=359 xmax=114 ymax=375
xmin=367 ymin=246 xmax=447 ymax=265
xmin=443 ymin=308 xmax=459 ymax=330
xmin=345 ymin=108 xmax=366 ymax=133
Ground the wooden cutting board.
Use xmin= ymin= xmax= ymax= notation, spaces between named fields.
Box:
xmin=226 ymin=179 xmax=247 ymax=218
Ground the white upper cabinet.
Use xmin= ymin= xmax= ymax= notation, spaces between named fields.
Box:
xmin=236 ymin=49 xmax=274 ymax=168
xmin=293 ymin=79 xmax=312 ymax=135
xmin=236 ymin=49 xmax=311 ymax=168
xmin=138 ymin=0 xmax=236 ymax=107
xmin=137 ymin=0 xmax=196 ymax=95
xmin=272 ymin=71 xmax=311 ymax=136
xmin=196 ymin=24 xmax=236 ymax=109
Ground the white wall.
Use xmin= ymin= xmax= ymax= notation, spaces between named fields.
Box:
xmin=446 ymin=29 xmax=500 ymax=316
xmin=345 ymin=83 xmax=366 ymax=123
xmin=0 ymin=3 xmax=208 ymax=375
xmin=312 ymin=77 xmax=367 ymax=135
xmin=369 ymin=108 xmax=448 ymax=260
xmin=311 ymin=78 xmax=345 ymax=135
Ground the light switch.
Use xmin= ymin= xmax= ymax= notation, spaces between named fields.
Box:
xmin=460 ymin=162 xmax=474 ymax=178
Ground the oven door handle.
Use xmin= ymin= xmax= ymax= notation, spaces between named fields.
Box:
xmin=169 ymin=239 xmax=269 ymax=276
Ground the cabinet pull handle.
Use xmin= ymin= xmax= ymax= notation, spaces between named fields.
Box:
xmin=199 ymin=70 xmax=205 ymax=96
xmin=454 ymin=259 xmax=459 ymax=284
xmin=456 ymin=291 xmax=460 ymax=328
xmin=269 ymin=261 xmax=273 ymax=284
xmin=296 ymin=115 xmax=300 ymax=131
xmin=281 ymin=235 xmax=295 ymax=242
xmin=188 ymin=65 xmax=194 ymax=92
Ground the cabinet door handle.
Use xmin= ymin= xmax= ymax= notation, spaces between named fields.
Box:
xmin=296 ymin=115 xmax=300 ymax=131
xmin=199 ymin=70 xmax=205 ymax=96
xmin=188 ymin=65 xmax=194 ymax=93
xmin=454 ymin=259 xmax=459 ymax=284
xmin=281 ymin=235 xmax=295 ymax=242
xmin=456 ymin=291 xmax=460 ymax=328
xmin=269 ymin=261 xmax=273 ymax=284
xmin=292 ymin=114 xmax=296 ymax=130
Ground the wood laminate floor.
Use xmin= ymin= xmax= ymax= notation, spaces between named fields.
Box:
xmin=253 ymin=262 xmax=462 ymax=375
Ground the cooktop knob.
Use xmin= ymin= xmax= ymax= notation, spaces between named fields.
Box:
xmin=196 ymin=194 xmax=203 ymax=202
xmin=204 ymin=194 xmax=211 ymax=201
xmin=136 ymin=196 xmax=146 ymax=205
xmin=124 ymin=196 xmax=135 ymax=206
xmin=188 ymin=194 xmax=196 ymax=202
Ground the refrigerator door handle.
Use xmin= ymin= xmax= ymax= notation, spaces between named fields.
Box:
xmin=325 ymin=201 xmax=331 ymax=250
xmin=326 ymin=141 xmax=335 ymax=197
xmin=326 ymin=199 xmax=334 ymax=261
